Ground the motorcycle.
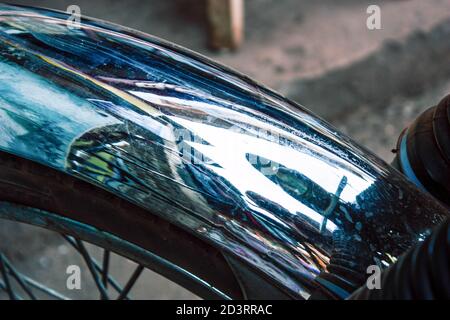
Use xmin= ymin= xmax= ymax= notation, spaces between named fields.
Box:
xmin=0 ymin=4 xmax=448 ymax=300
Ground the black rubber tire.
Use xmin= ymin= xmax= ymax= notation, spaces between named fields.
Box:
xmin=0 ymin=150 xmax=243 ymax=299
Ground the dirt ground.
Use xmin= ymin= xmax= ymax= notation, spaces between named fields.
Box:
xmin=2 ymin=0 xmax=450 ymax=299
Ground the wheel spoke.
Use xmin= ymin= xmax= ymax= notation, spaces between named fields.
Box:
xmin=117 ymin=265 xmax=144 ymax=300
xmin=101 ymin=249 xmax=110 ymax=288
xmin=1 ymin=255 xmax=36 ymax=300
xmin=17 ymin=274 xmax=69 ymax=300
xmin=0 ymin=253 xmax=68 ymax=300
xmin=0 ymin=279 xmax=23 ymax=300
xmin=94 ymin=262 xmax=130 ymax=299
xmin=100 ymin=249 xmax=111 ymax=300
xmin=1 ymin=231 xmax=148 ymax=300
xmin=62 ymin=234 xmax=132 ymax=299
xmin=73 ymin=239 xmax=110 ymax=300
xmin=0 ymin=254 xmax=18 ymax=300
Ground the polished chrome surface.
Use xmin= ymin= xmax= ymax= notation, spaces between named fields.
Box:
xmin=0 ymin=5 xmax=448 ymax=299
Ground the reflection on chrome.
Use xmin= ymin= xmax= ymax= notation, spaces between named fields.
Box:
xmin=0 ymin=4 xmax=448 ymax=299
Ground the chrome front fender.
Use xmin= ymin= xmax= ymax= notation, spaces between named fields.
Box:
xmin=0 ymin=4 xmax=448 ymax=299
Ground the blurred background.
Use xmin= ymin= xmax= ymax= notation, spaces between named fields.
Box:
xmin=2 ymin=0 xmax=450 ymax=299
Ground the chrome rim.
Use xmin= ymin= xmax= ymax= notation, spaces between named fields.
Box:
xmin=0 ymin=201 xmax=229 ymax=300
